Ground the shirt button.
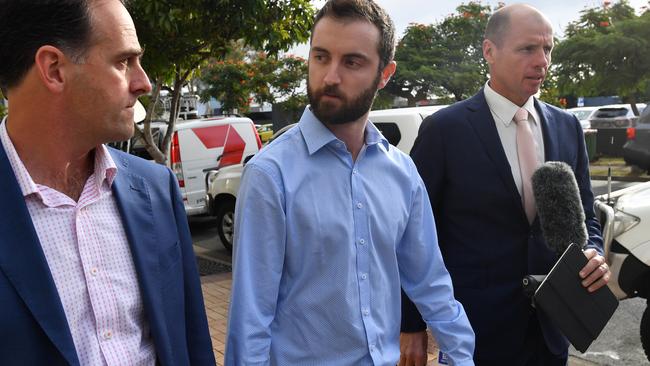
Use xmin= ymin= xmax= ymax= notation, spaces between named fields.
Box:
xmin=370 ymin=345 xmax=375 ymax=352
xmin=359 ymin=239 xmax=366 ymax=245
xmin=356 ymin=202 xmax=363 ymax=209
xmin=363 ymin=309 xmax=370 ymax=316
xmin=353 ymin=169 xmax=358 ymax=174
xmin=361 ymin=273 xmax=368 ymax=280
xmin=102 ymin=330 xmax=112 ymax=340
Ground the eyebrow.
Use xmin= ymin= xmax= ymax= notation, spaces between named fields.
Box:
xmin=116 ymin=48 xmax=145 ymax=60
xmin=311 ymin=46 xmax=370 ymax=61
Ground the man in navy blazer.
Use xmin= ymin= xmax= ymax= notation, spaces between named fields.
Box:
xmin=400 ymin=4 xmax=610 ymax=365
xmin=0 ymin=1 xmax=214 ymax=365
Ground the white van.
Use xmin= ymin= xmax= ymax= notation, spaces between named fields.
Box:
xmin=130 ymin=116 xmax=262 ymax=216
xmin=205 ymin=106 xmax=448 ymax=250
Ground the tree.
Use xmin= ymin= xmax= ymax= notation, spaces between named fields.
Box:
xmin=384 ymin=2 xmax=491 ymax=106
xmin=199 ymin=50 xmax=307 ymax=117
xmin=554 ymin=0 xmax=650 ymax=115
xmin=128 ymin=0 xmax=314 ymax=163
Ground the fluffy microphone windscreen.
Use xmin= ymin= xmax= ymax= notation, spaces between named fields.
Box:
xmin=531 ymin=161 xmax=588 ymax=255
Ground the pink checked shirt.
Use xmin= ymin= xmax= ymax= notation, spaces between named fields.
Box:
xmin=0 ymin=122 xmax=156 ymax=366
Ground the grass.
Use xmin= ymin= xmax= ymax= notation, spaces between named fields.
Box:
xmin=589 ymin=157 xmax=650 ymax=180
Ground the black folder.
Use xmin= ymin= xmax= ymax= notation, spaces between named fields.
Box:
xmin=533 ymin=243 xmax=619 ymax=353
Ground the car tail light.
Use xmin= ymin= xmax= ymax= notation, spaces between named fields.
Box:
xmin=252 ymin=123 xmax=262 ymax=149
xmin=170 ymin=131 xmax=185 ymax=187
xmin=627 ymin=127 xmax=636 ymax=140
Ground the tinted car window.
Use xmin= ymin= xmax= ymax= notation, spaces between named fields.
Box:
xmin=594 ymin=108 xmax=628 ymax=118
xmin=374 ymin=122 xmax=401 ymax=146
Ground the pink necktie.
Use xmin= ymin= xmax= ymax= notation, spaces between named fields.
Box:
xmin=514 ymin=108 xmax=539 ymax=224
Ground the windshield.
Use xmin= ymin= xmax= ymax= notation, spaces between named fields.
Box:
xmin=570 ymin=110 xmax=593 ymax=120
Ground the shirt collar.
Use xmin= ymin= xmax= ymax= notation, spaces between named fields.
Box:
xmin=298 ymin=106 xmax=388 ymax=155
xmin=94 ymin=144 xmax=118 ymax=188
xmin=0 ymin=118 xmax=39 ymax=197
xmin=0 ymin=117 xmax=118 ymax=199
xmin=484 ymin=81 xmax=538 ymax=128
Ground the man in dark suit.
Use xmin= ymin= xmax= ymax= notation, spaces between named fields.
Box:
xmin=0 ymin=1 xmax=214 ymax=365
xmin=399 ymin=4 xmax=611 ymax=365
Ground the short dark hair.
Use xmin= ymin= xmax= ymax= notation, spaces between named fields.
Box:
xmin=312 ymin=0 xmax=395 ymax=70
xmin=484 ymin=7 xmax=511 ymax=46
xmin=0 ymin=0 xmax=97 ymax=91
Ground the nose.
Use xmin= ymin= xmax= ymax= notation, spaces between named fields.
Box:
xmin=130 ymin=62 xmax=153 ymax=96
xmin=323 ymin=63 xmax=341 ymax=86
xmin=534 ymin=48 xmax=550 ymax=69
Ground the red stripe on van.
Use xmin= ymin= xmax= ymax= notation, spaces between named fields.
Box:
xmin=193 ymin=125 xmax=229 ymax=149
xmin=219 ymin=127 xmax=246 ymax=168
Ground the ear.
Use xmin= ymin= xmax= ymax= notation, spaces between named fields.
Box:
xmin=33 ymin=45 xmax=70 ymax=93
xmin=483 ymin=39 xmax=495 ymax=65
xmin=377 ymin=60 xmax=397 ymax=90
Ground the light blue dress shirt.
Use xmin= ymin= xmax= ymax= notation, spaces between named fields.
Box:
xmin=225 ymin=107 xmax=475 ymax=366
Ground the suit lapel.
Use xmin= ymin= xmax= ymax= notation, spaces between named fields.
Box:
xmin=110 ymin=151 xmax=172 ymax=358
xmin=535 ymin=100 xmax=560 ymax=162
xmin=0 ymin=140 xmax=79 ymax=365
xmin=466 ymin=91 xmax=525 ymax=212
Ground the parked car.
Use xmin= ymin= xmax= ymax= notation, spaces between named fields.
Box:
xmin=567 ymin=106 xmax=598 ymax=129
xmin=367 ymin=105 xmax=448 ymax=153
xmin=127 ymin=116 xmax=262 ymax=216
xmin=588 ymin=104 xmax=645 ymax=129
xmin=587 ymin=103 xmax=646 ymax=157
xmin=623 ymin=106 xmax=650 ymax=172
xmin=205 ymin=123 xmax=297 ymax=250
xmin=204 ymin=106 xmax=448 ymax=251
xmin=594 ymin=181 xmax=650 ymax=361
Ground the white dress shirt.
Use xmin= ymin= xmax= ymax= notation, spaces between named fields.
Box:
xmin=484 ymin=81 xmax=545 ymax=196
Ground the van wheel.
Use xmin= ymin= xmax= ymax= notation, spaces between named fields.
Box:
xmin=215 ymin=199 xmax=235 ymax=252
xmin=642 ymin=304 xmax=650 ymax=361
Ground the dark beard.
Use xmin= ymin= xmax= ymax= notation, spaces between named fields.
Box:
xmin=308 ymin=72 xmax=380 ymax=125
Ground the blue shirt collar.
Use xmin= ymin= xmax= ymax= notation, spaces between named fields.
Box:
xmin=298 ymin=106 xmax=389 ymax=155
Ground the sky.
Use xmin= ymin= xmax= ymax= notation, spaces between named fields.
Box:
xmin=290 ymin=0 xmax=649 ymax=57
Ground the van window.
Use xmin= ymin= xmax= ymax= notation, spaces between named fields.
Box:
xmin=374 ymin=122 xmax=401 ymax=147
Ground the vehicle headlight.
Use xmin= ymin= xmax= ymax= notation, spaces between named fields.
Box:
xmin=612 ymin=209 xmax=640 ymax=237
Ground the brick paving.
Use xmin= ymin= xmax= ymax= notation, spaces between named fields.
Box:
xmin=200 ymin=273 xmax=441 ymax=365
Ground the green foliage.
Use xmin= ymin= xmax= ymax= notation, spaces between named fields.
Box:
xmin=372 ymin=89 xmax=395 ymax=110
xmin=127 ymin=0 xmax=315 ymax=162
xmin=554 ymin=1 xmax=650 ymax=109
xmin=385 ymin=2 xmax=490 ymax=106
xmin=200 ymin=52 xmax=307 ymax=115
xmin=130 ymin=0 xmax=315 ymax=82
xmin=538 ymin=72 xmax=563 ymax=108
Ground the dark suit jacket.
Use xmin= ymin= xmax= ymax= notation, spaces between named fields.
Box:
xmin=0 ymin=142 xmax=215 ymax=366
xmin=401 ymin=91 xmax=603 ymax=360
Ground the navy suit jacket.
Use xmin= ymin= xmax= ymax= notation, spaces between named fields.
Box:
xmin=0 ymin=143 xmax=215 ymax=365
xmin=401 ymin=91 xmax=603 ymax=360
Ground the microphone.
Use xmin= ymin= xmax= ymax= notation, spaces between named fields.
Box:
xmin=531 ymin=161 xmax=588 ymax=255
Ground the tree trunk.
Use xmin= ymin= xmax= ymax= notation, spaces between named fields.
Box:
xmin=143 ymin=80 xmax=166 ymax=163
xmin=159 ymin=68 xmax=188 ymax=164
xmin=132 ymin=79 xmax=166 ymax=163
xmin=629 ymin=98 xmax=639 ymax=116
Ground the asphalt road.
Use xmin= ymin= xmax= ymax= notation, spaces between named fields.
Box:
xmin=188 ymin=179 xmax=649 ymax=365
